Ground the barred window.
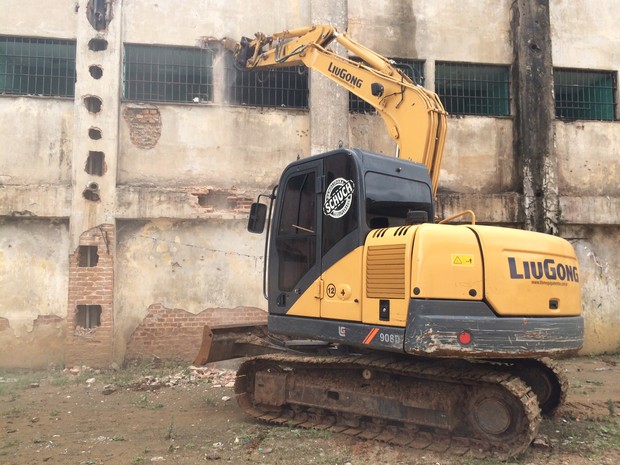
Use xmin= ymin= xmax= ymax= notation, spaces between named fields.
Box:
xmin=123 ymin=44 xmax=214 ymax=103
xmin=554 ymin=68 xmax=616 ymax=121
xmin=349 ymin=59 xmax=424 ymax=113
xmin=0 ymin=36 xmax=76 ymax=97
xmin=435 ymin=62 xmax=510 ymax=116
xmin=223 ymin=53 xmax=308 ymax=109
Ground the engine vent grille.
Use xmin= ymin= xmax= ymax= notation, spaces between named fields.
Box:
xmin=366 ymin=244 xmax=406 ymax=299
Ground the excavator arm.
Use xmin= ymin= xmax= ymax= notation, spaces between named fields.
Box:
xmin=222 ymin=25 xmax=448 ymax=197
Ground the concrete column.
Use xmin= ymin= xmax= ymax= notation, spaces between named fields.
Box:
xmin=511 ymin=0 xmax=559 ymax=234
xmin=65 ymin=0 xmax=123 ymax=367
xmin=309 ymin=0 xmax=349 ymax=155
xmin=70 ymin=0 xmax=122 ymax=248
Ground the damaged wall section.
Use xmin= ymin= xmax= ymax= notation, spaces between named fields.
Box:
xmin=65 ymin=224 xmax=115 ymax=368
xmin=124 ymin=303 xmax=266 ymax=363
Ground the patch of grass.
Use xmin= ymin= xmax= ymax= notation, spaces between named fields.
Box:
xmin=131 ymin=456 xmax=145 ymax=464
xmin=134 ymin=392 xmax=163 ymax=410
xmin=111 ymin=434 xmax=126 ymax=442
xmin=4 ymin=404 xmax=25 ymax=419
xmin=164 ymin=417 xmax=176 ymax=440
xmin=608 ymin=399 xmax=617 ymax=416
xmin=204 ymin=395 xmax=217 ymax=407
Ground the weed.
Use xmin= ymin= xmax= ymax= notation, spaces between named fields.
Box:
xmin=131 ymin=456 xmax=145 ymax=464
xmin=204 ymin=395 xmax=217 ymax=407
xmin=165 ymin=417 xmax=176 ymax=440
xmin=111 ymin=435 xmax=126 ymax=442
xmin=608 ymin=398 xmax=617 ymax=416
xmin=4 ymin=405 xmax=24 ymax=418
xmin=134 ymin=392 xmax=163 ymax=410
xmin=50 ymin=410 xmax=60 ymax=418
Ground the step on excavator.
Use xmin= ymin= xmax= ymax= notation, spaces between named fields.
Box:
xmin=195 ymin=25 xmax=584 ymax=458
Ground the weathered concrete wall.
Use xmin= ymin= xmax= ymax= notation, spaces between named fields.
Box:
xmin=348 ymin=0 xmax=512 ymax=63
xmin=550 ymin=0 xmax=620 ymax=68
xmin=118 ymin=104 xmax=309 ymax=190
xmin=556 ymin=121 xmax=620 ymax=197
xmin=568 ymin=226 xmax=620 ymax=354
xmin=0 ymin=219 xmax=69 ymax=367
xmin=0 ymin=0 xmax=77 ymax=39
xmin=122 ymin=0 xmax=310 ymax=46
xmin=0 ymin=98 xmax=73 ymax=185
xmin=114 ymin=219 xmax=265 ymax=363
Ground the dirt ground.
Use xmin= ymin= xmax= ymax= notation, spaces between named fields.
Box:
xmin=1 ymin=354 xmax=619 ymax=465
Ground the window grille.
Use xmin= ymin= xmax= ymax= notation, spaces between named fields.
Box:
xmin=123 ymin=44 xmax=214 ymax=103
xmin=349 ymin=59 xmax=424 ymax=113
xmin=554 ymin=68 xmax=616 ymax=121
xmin=435 ymin=62 xmax=510 ymax=116
xmin=223 ymin=53 xmax=308 ymax=109
xmin=0 ymin=36 xmax=76 ymax=97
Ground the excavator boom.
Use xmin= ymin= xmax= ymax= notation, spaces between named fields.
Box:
xmin=221 ymin=25 xmax=447 ymax=197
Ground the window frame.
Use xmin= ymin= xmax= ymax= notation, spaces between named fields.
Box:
xmin=435 ymin=61 xmax=511 ymax=117
xmin=123 ymin=43 xmax=215 ymax=104
xmin=0 ymin=35 xmax=76 ymax=98
xmin=553 ymin=67 xmax=617 ymax=121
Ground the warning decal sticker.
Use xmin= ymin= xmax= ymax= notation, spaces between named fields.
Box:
xmin=451 ymin=254 xmax=474 ymax=267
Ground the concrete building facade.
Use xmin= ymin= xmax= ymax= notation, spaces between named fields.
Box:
xmin=0 ymin=0 xmax=618 ymax=367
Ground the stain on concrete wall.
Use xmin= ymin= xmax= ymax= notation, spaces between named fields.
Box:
xmin=124 ymin=303 xmax=266 ymax=363
xmin=123 ymin=106 xmax=162 ymax=149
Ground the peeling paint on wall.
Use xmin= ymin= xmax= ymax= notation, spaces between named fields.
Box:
xmin=123 ymin=106 xmax=162 ymax=149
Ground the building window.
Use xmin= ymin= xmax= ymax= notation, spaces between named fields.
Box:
xmin=554 ymin=68 xmax=616 ymax=121
xmin=123 ymin=44 xmax=214 ymax=103
xmin=349 ymin=59 xmax=424 ymax=113
xmin=435 ymin=62 xmax=510 ymax=116
xmin=223 ymin=53 xmax=308 ymax=109
xmin=0 ymin=36 xmax=76 ymax=97
xmin=75 ymin=305 xmax=102 ymax=329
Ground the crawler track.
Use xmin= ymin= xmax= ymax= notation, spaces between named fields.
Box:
xmin=235 ymin=354 xmax=541 ymax=459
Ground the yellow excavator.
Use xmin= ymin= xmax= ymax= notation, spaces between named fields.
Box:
xmin=196 ymin=25 xmax=583 ymax=458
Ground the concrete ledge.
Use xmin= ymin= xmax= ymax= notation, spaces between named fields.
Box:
xmin=0 ymin=184 xmax=71 ymax=218
xmin=560 ymin=196 xmax=620 ymax=225
xmin=436 ymin=192 xmax=522 ymax=224
xmin=116 ymin=186 xmax=252 ymax=220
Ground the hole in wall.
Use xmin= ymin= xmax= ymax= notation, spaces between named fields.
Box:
xmin=89 ymin=65 xmax=103 ymax=79
xmin=75 ymin=305 xmax=102 ymax=328
xmin=85 ymin=151 xmax=105 ymax=176
xmin=78 ymin=245 xmax=99 ymax=267
xmin=84 ymin=96 xmax=102 ymax=113
xmin=88 ymin=38 xmax=108 ymax=51
xmin=89 ymin=127 xmax=102 ymax=140
xmin=86 ymin=0 xmax=112 ymax=32
xmin=82 ymin=182 xmax=101 ymax=202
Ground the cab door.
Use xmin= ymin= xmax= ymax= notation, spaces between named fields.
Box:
xmin=268 ymin=160 xmax=322 ymax=316
xmin=319 ymin=152 xmax=363 ymax=322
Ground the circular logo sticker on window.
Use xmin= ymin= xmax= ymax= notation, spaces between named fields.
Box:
xmin=324 ymin=178 xmax=355 ymax=218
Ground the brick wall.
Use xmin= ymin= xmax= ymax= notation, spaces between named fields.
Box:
xmin=123 ymin=106 xmax=162 ymax=149
xmin=64 ymin=224 xmax=115 ymax=368
xmin=0 ymin=317 xmax=9 ymax=332
xmin=124 ymin=303 xmax=267 ymax=363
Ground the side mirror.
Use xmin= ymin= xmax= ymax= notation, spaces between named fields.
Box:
xmin=247 ymin=202 xmax=267 ymax=233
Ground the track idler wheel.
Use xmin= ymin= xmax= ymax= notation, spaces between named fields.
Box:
xmin=466 ymin=384 xmax=534 ymax=456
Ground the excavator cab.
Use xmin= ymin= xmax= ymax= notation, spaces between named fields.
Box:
xmin=249 ymin=148 xmax=433 ymax=318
